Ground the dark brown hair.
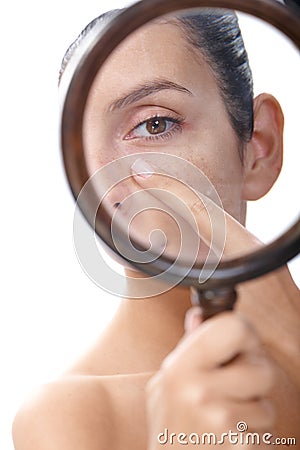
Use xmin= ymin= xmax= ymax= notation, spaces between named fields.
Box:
xmin=59 ymin=8 xmax=254 ymax=143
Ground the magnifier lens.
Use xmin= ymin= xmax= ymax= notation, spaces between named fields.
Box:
xmin=62 ymin=3 xmax=300 ymax=296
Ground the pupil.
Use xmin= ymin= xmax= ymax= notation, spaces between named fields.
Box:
xmin=146 ymin=118 xmax=166 ymax=135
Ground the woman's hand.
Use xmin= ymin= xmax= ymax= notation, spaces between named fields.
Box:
xmin=146 ymin=310 xmax=275 ymax=449
xmin=130 ymin=157 xmax=262 ymax=259
xmin=132 ymin=158 xmax=300 ymax=445
xmin=131 ymin=160 xmax=300 ymax=387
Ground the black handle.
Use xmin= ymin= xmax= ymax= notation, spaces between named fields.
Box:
xmin=192 ymin=286 xmax=237 ymax=321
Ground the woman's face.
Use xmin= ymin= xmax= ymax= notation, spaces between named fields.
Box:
xmin=83 ymin=19 xmax=247 ymax=246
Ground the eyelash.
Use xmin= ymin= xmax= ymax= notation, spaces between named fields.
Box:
xmin=124 ymin=114 xmax=184 ymax=142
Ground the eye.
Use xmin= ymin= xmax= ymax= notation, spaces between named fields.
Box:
xmin=144 ymin=117 xmax=171 ymax=135
xmin=124 ymin=116 xmax=182 ymax=141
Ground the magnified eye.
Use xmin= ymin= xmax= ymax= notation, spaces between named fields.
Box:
xmin=124 ymin=116 xmax=182 ymax=141
xmin=145 ymin=117 xmax=170 ymax=134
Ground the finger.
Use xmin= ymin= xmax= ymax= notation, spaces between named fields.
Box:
xmin=184 ymin=306 xmax=204 ymax=334
xmin=197 ymin=353 xmax=275 ymax=402
xmin=131 ymin=159 xmax=222 ymax=256
xmin=131 ymin=158 xmax=262 ymax=258
xmin=203 ymin=398 xmax=275 ymax=433
xmin=163 ymin=313 xmax=260 ymax=370
xmin=107 ymin=176 xmax=201 ymax=262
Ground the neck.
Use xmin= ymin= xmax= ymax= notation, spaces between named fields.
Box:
xmin=122 ymin=269 xmax=192 ymax=325
xmin=105 ymin=269 xmax=192 ymax=373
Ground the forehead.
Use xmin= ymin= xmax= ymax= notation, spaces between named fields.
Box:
xmin=89 ymin=20 xmax=219 ymax=102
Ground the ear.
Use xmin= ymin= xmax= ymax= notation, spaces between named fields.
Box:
xmin=242 ymin=93 xmax=284 ymax=201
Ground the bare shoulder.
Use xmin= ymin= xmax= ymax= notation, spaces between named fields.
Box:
xmin=13 ymin=373 xmax=151 ymax=450
xmin=12 ymin=376 xmax=114 ymax=450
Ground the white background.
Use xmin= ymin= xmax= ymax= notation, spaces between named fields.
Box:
xmin=1 ymin=1 xmax=299 ymax=449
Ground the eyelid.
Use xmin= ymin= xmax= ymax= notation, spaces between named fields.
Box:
xmin=126 ymin=107 xmax=181 ymax=129
xmin=122 ymin=107 xmax=185 ymax=142
xmin=124 ymin=115 xmax=183 ymax=142
xmin=137 ymin=114 xmax=180 ymax=128
xmin=119 ymin=104 xmax=181 ymax=132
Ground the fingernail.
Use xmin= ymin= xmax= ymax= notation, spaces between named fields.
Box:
xmin=184 ymin=307 xmax=202 ymax=333
xmin=131 ymin=158 xmax=154 ymax=179
xmin=190 ymin=287 xmax=200 ymax=306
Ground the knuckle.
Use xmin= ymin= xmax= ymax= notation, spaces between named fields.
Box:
xmin=231 ymin=316 xmax=249 ymax=339
xmin=147 ymin=366 xmax=209 ymax=411
xmin=223 ymin=313 xmax=255 ymax=346
xmin=206 ymin=403 xmax=235 ymax=430
xmin=189 ymin=197 xmax=206 ymax=217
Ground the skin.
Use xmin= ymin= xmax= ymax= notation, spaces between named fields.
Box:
xmin=83 ymin=21 xmax=247 ymax=222
xmin=13 ymin=20 xmax=300 ymax=450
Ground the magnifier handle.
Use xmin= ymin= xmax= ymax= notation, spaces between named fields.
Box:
xmin=192 ymin=286 xmax=237 ymax=321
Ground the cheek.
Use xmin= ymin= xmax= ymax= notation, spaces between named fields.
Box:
xmin=185 ymin=132 xmax=245 ymax=217
xmin=83 ymin=117 xmax=121 ymax=173
xmin=209 ymin=163 xmax=244 ymax=220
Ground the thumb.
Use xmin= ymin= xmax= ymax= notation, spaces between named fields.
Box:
xmin=184 ymin=306 xmax=203 ymax=334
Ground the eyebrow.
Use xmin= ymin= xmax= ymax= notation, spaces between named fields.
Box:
xmin=108 ymin=78 xmax=193 ymax=112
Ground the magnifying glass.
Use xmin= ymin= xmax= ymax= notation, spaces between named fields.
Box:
xmin=60 ymin=0 xmax=300 ymax=319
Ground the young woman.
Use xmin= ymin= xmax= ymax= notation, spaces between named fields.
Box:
xmin=13 ymin=8 xmax=300 ymax=450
